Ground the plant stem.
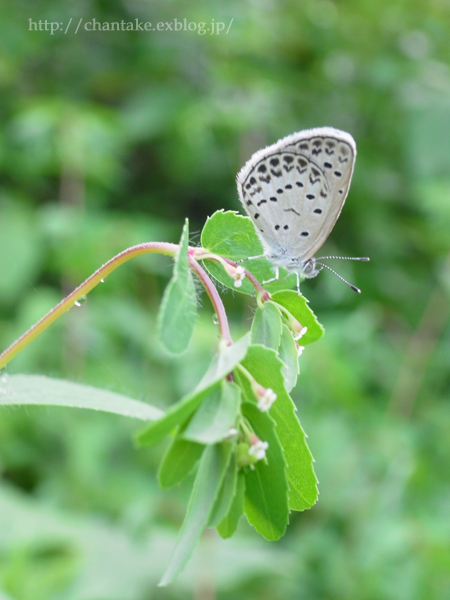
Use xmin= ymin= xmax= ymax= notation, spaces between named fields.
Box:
xmin=0 ymin=242 xmax=178 ymax=369
xmin=220 ymin=257 xmax=269 ymax=300
xmin=188 ymin=257 xmax=233 ymax=345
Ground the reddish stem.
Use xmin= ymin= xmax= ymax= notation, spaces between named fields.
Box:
xmin=188 ymin=256 xmax=233 ymax=345
xmin=0 ymin=242 xmax=178 ymax=369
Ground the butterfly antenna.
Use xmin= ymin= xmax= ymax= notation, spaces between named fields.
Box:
xmin=316 ymin=262 xmax=362 ymax=293
xmin=315 ymin=256 xmax=370 ymax=262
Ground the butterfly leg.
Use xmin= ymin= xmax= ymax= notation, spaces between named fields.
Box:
xmin=296 ymin=272 xmax=300 ymax=295
xmin=262 ymin=266 xmax=279 ymax=285
xmin=236 ymin=254 xmax=266 ymax=264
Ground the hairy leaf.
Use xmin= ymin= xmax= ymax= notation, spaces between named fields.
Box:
xmin=157 ymin=219 xmax=197 ymax=354
xmin=0 ymin=375 xmax=163 ymax=421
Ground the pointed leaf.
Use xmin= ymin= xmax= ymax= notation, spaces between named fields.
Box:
xmin=278 ymin=324 xmax=299 ymax=392
xmin=271 ymin=290 xmax=324 ymax=346
xmin=158 ymin=437 xmax=205 ymax=489
xmin=241 ymin=403 xmax=289 ymax=541
xmin=159 ymin=441 xmax=233 ymax=586
xmin=208 ymin=451 xmax=238 ymax=527
xmin=0 ymin=375 xmax=163 ymax=421
xmin=135 ymin=334 xmax=250 ymax=447
xmin=251 ymin=301 xmax=282 ymax=350
xmin=236 ymin=345 xmax=318 ymax=511
xmin=158 ymin=219 xmax=197 ymax=354
xmin=183 ymin=382 xmax=241 ymax=444
xmin=216 ymin=471 xmax=245 ymax=539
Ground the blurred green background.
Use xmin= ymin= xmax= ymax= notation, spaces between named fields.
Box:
xmin=1 ymin=0 xmax=450 ymax=598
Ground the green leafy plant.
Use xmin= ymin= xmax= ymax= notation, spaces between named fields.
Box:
xmin=0 ymin=210 xmax=324 ymax=586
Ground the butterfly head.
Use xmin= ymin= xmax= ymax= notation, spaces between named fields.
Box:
xmin=298 ymin=258 xmax=321 ymax=279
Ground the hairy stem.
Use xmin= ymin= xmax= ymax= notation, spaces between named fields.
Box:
xmin=0 ymin=242 xmax=178 ymax=369
xmin=188 ymin=256 xmax=233 ymax=345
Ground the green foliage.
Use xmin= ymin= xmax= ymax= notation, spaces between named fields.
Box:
xmin=159 ymin=441 xmax=234 ymax=586
xmin=279 ymin=324 xmax=299 ymax=393
xmin=271 ymin=290 xmax=324 ymax=346
xmin=208 ymin=451 xmax=238 ymax=528
xmin=2 ymin=0 xmax=450 ymax=596
xmin=157 ymin=219 xmax=197 ymax=355
xmin=241 ymin=402 xmax=289 ymax=541
xmin=158 ymin=437 xmax=205 ymax=489
xmin=237 ymin=345 xmax=318 ymax=510
xmin=251 ymin=301 xmax=282 ymax=350
xmin=0 ymin=375 xmax=163 ymax=421
xmin=135 ymin=333 xmax=250 ymax=447
xmin=201 ymin=211 xmax=296 ymax=294
xmin=216 ymin=472 xmax=246 ymax=539
xmin=183 ymin=382 xmax=241 ymax=444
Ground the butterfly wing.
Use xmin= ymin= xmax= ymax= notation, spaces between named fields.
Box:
xmin=237 ymin=127 xmax=356 ymax=265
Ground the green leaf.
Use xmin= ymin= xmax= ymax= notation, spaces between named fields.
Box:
xmin=216 ymin=471 xmax=245 ymax=539
xmin=278 ymin=324 xmax=299 ymax=392
xmin=271 ymin=290 xmax=324 ymax=346
xmin=251 ymin=300 xmax=282 ymax=350
xmin=0 ymin=375 xmax=163 ymax=421
xmin=135 ymin=334 xmax=250 ymax=447
xmin=158 ymin=437 xmax=205 ymax=489
xmin=241 ymin=403 xmax=289 ymax=541
xmin=157 ymin=219 xmax=197 ymax=354
xmin=200 ymin=211 xmax=296 ymax=295
xmin=159 ymin=441 xmax=233 ymax=586
xmin=236 ymin=345 xmax=318 ymax=511
xmin=208 ymin=451 xmax=238 ymax=527
xmin=183 ymin=382 xmax=241 ymax=444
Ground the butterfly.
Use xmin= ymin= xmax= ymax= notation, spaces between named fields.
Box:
xmin=236 ymin=127 xmax=368 ymax=293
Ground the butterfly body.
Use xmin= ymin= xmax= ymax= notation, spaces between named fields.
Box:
xmin=236 ymin=127 xmax=357 ymax=280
